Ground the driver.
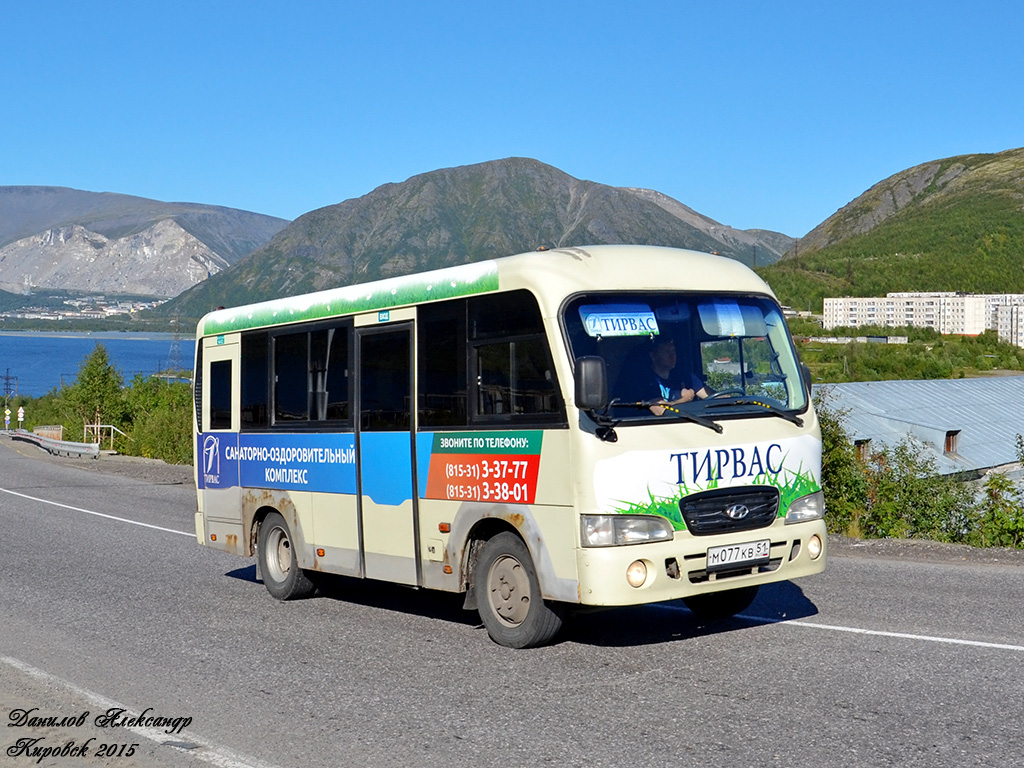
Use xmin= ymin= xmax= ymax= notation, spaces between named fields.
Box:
xmin=619 ymin=337 xmax=711 ymax=415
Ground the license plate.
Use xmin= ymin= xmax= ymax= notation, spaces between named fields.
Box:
xmin=706 ymin=539 xmax=770 ymax=571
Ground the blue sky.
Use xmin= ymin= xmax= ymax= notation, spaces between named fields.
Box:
xmin=3 ymin=1 xmax=1022 ymax=237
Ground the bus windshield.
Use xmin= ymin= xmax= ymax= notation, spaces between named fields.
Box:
xmin=563 ymin=292 xmax=807 ymax=419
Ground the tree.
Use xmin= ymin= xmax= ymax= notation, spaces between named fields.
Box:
xmin=60 ymin=344 xmax=126 ymax=437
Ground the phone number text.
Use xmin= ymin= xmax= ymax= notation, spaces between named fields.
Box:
xmin=444 ymin=459 xmax=532 ymax=481
xmin=445 ymin=481 xmax=531 ymax=503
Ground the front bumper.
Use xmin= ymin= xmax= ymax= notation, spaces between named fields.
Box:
xmin=575 ymin=517 xmax=827 ymax=606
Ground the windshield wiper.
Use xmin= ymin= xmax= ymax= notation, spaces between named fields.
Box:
xmin=612 ymin=399 xmax=723 ymax=433
xmin=704 ymin=397 xmax=804 ymax=427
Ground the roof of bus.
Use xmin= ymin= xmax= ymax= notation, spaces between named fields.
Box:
xmin=196 ymin=244 xmax=776 ymax=337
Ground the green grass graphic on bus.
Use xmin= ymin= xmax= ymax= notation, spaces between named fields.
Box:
xmin=613 ymin=461 xmax=820 ymax=532
xmin=204 ymin=261 xmax=499 ymax=335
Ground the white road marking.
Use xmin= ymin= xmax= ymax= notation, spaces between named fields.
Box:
xmin=657 ymin=603 xmax=1024 ymax=652
xmin=2 ymin=655 xmax=280 ymax=768
xmin=0 ymin=486 xmax=193 ymax=537
xmin=742 ymin=614 xmax=1024 ymax=652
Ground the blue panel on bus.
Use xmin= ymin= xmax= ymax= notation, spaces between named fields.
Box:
xmin=198 ymin=433 xmax=239 ymax=490
xmin=359 ymin=431 xmax=413 ymax=506
xmin=197 ymin=432 xmax=357 ymax=493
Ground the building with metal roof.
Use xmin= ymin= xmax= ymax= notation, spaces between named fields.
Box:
xmin=813 ymin=377 xmax=1024 ymax=476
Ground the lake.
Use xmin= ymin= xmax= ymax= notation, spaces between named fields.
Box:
xmin=0 ymin=331 xmax=195 ymax=397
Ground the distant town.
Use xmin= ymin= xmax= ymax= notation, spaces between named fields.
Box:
xmin=0 ymin=294 xmax=168 ymax=322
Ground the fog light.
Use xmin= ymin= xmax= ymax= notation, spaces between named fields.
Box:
xmin=626 ymin=560 xmax=648 ymax=588
xmin=807 ymin=534 xmax=823 ymax=560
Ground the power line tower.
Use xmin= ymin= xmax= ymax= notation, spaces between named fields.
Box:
xmin=2 ymin=368 xmax=17 ymax=404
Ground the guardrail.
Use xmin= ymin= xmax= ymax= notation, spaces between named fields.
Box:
xmin=6 ymin=429 xmax=100 ymax=459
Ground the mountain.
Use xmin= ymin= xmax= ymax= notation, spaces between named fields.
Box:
xmin=0 ymin=187 xmax=289 ymax=297
xmin=760 ymin=147 xmax=1024 ymax=311
xmin=623 ymin=187 xmax=791 ymax=267
xmin=159 ymin=158 xmax=794 ymax=318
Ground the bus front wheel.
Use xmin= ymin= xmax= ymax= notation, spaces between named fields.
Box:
xmin=475 ymin=532 xmax=564 ymax=648
xmin=258 ymin=511 xmax=316 ymax=600
xmin=682 ymin=585 xmax=758 ymax=621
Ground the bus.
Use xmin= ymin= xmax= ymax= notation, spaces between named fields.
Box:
xmin=193 ymin=244 xmax=826 ymax=648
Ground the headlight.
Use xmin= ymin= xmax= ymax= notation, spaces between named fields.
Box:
xmin=785 ymin=490 xmax=825 ymax=524
xmin=581 ymin=514 xmax=674 ymax=547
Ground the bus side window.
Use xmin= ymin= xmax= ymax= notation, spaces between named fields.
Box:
xmin=274 ymin=332 xmax=309 ymax=422
xmin=209 ymin=360 xmax=232 ymax=430
xmin=323 ymin=326 xmax=351 ymax=422
xmin=418 ymin=299 xmax=468 ymax=427
xmin=193 ymin=345 xmax=203 ymax=431
xmin=240 ymin=332 xmax=268 ymax=428
xmin=267 ymin=323 xmax=352 ymax=428
xmin=468 ymin=291 xmax=565 ymax=424
xmin=475 ymin=338 xmax=561 ymax=417
xmin=476 ymin=342 xmax=511 ymax=415
xmin=310 ymin=325 xmax=351 ymax=423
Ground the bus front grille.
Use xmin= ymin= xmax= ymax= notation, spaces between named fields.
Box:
xmin=679 ymin=487 xmax=780 ymax=536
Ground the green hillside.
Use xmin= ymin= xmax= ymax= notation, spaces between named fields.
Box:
xmin=0 ymin=288 xmax=27 ymax=312
xmin=758 ymin=148 xmax=1024 ymax=311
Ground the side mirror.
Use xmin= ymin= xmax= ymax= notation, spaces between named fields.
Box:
xmin=575 ymin=356 xmax=608 ymax=411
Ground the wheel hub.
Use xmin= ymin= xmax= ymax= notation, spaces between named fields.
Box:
xmin=488 ymin=554 xmax=530 ymax=626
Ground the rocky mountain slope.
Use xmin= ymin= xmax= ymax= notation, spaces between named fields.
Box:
xmin=0 ymin=220 xmax=231 ymax=297
xmin=161 ymin=158 xmax=795 ymax=317
xmin=0 ymin=187 xmax=288 ymax=297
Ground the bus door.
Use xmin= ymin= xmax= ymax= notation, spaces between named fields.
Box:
xmin=355 ymin=321 xmax=420 ymax=586
xmin=199 ymin=336 xmax=241 ymax=523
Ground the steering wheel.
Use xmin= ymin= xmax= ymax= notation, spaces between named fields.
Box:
xmin=707 ymin=388 xmax=745 ymax=400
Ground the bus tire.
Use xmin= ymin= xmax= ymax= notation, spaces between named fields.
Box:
xmin=475 ymin=532 xmax=564 ymax=648
xmin=682 ymin=585 xmax=759 ymax=621
xmin=257 ymin=511 xmax=316 ymax=601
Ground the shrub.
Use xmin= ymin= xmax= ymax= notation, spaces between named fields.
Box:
xmin=970 ymin=472 xmax=1024 ymax=548
xmin=815 ymin=388 xmax=867 ymax=536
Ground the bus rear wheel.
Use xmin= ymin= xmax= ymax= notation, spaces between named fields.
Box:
xmin=682 ymin=585 xmax=759 ymax=621
xmin=258 ymin=511 xmax=316 ymax=600
xmin=475 ymin=532 xmax=564 ymax=648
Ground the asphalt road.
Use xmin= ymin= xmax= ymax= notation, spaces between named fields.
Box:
xmin=2 ymin=437 xmax=1023 ymax=768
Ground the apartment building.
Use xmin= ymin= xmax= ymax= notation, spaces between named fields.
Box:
xmin=996 ymin=304 xmax=1024 ymax=348
xmin=823 ymin=292 xmax=1024 ymax=346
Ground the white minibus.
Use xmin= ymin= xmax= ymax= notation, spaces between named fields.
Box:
xmin=193 ymin=245 xmax=826 ymax=647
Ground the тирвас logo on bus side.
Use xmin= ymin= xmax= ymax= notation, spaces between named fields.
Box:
xmin=203 ymin=435 xmax=220 ymax=484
